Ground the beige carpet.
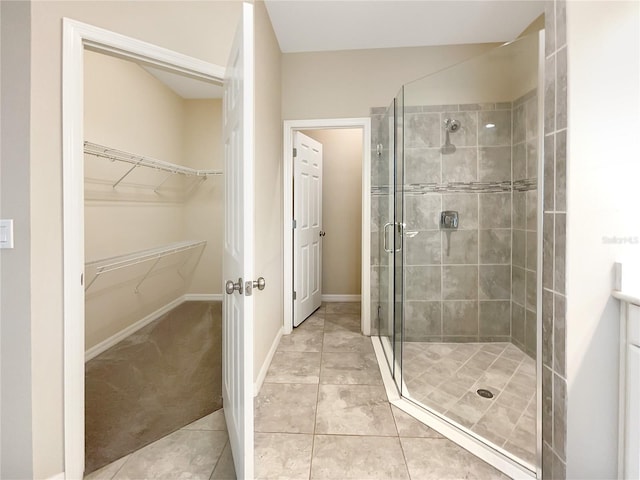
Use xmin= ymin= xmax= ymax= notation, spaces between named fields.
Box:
xmin=85 ymin=301 xmax=222 ymax=474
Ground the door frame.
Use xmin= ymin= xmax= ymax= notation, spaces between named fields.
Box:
xmin=282 ymin=118 xmax=371 ymax=336
xmin=62 ymin=19 xmax=225 ymax=478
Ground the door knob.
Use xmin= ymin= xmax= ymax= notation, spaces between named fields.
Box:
xmin=225 ymin=277 xmax=243 ymax=295
xmin=253 ymin=277 xmax=266 ymax=290
xmin=244 ymin=276 xmax=266 ymax=296
xmin=319 ymin=231 xmax=326 ymax=237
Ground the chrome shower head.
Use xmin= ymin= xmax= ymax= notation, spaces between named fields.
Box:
xmin=444 ymin=118 xmax=461 ymax=133
xmin=441 ymin=118 xmax=460 ymax=154
xmin=441 ymin=136 xmax=456 ymax=155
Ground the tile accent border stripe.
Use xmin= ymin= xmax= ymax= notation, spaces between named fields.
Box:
xmin=513 ymin=179 xmax=538 ymax=192
xmin=372 ymin=179 xmax=535 ymax=196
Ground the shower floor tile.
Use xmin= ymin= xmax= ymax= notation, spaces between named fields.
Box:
xmin=404 ymin=342 xmax=536 ymax=466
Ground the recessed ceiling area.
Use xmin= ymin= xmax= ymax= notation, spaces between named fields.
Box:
xmin=142 ymin=65 xmax=223 ymax=99
xmin=264 ymin=0 xmax=545 ymax=53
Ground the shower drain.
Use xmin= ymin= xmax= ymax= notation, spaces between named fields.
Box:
xmin=476 ymin=388 xmax=494 ymax=399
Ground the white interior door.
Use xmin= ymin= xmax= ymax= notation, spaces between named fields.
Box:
xmin=222 ymin=3 xmax=254 ymax=478
xmin=293 ymin=132 xmax=323 ymax=327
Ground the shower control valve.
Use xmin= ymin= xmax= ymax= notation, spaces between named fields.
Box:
xmin=440 ymin=211 xmax=459 ymax=229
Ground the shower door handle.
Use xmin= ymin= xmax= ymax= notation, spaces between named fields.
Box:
xmin=383 ymin=222 xmax=402 ymax=253
xmin=383 ymin=222 xmax=393 ymax=253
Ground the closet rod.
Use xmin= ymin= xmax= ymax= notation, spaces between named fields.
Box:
xmin=84 ymin=142 xmax=223 ymax=183
xmin=84 ymin=240 xmax=206 ymax=292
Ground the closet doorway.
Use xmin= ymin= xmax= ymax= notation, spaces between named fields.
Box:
xmin=283 ymin=119 xmax=372 ymax=335
xmin=62 ymin=14 xmax=256 ymax=479
xmin=82 ymin=49 xmax=224 ymax=474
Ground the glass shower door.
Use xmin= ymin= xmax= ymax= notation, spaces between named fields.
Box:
xmin=373 ymin=98 xmax=395 ymax=375
xmin=372 ymin=31 xmax=541 ymax=474
xmin=372 ymin=89 xmax=406 ymax=394
xmin=398 ymin=33 xmax=540 ymax=471
xmin=392 ymin=87 xmax=405 ymax=394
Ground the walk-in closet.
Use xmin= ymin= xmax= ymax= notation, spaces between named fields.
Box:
xmin=82 ymin=50 xmax=224 ymax=474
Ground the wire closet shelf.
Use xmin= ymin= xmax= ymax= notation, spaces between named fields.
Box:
xmin=84 ymin=141 xmax=223 ymax=189
xmin=84 ymin=240 xmax=207 ymax=293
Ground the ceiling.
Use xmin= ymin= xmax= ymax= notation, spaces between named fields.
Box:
xmin=264 ymin=0 xmax=545 ymax=53
xmin=143 ymin=1 xmax=545 ymax=99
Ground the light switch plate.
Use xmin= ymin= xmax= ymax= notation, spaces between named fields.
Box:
xmin=0 ymin=219 xmax=14 ymax=249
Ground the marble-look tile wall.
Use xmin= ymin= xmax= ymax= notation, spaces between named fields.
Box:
xmin=542 ymin=1 xmax=568 ymax=478
xmin=511 ymin=90 xmax=539 ymax=359
xmin=373 ymin=102 xmax=515 ymax=344
xmin=370 ymin=105 xmax=393 ymax=340
xmin=372 ymin=93 xmax=542 ymax=358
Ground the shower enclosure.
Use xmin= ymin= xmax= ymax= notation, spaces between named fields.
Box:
xmin=371 ymin=32 xmax=542 ymax=475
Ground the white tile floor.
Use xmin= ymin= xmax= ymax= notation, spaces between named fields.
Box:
xmin=86 ymin=303 xmax=512 ymax=479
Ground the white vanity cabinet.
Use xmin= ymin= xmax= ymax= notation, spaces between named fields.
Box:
xmin=617 ymin=299 xmax=640 ymax=479
xmin=625 ymin=305 xmax=640 ymax=479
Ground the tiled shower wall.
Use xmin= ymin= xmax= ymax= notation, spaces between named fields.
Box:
xmin=542 ymin=0 xmax=568 ymax=478
xmin=400 ymin=103 xmax=515 ymax=344
xmin=372 ymin=99 xmax=539 ymax=354
xmin=370 ymin=105 xmax=392 ymax=339
xmin=512 ymin=90 xmax=539 ymax=359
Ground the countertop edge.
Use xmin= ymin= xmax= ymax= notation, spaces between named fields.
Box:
xmin=612 ymin=290 xmax=640 ymax=306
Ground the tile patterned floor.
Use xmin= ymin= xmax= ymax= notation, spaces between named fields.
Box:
xmin=254 ymin=302 xmax=509 ymax=479
xmin=86 ymin=302 xmax=511 ymax=479
xmin=403 ymin=342 xmax=536 ymax=465
xmin=84 ymin=409 xmax=235 ymax=479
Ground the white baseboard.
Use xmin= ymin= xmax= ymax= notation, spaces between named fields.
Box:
xmin=254 ymin=326 xmax=283 ymax=397
xmin=184 ymin=293 xmax=223 ymax=302
xmin=321 ymin=294 xmax=361 ymax=302
xmin=46 ymin=473 xmax=65 ymax=480
xmin=85 ymin=293 xmax=222 ymax=362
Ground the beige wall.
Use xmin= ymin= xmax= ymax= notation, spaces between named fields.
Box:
xmin=302 ymin=129 xmax=362 ymax=295
xmin=83 ymin=51 xmax=222 ymax=351
xmin=253 ymin=0 xmax=283 ymax=385
xmin=519 ymin=13 xmax=545 ymax=38
xmin=27 ymin=2 xmax=241 ymax=477
xmin=282 ymin=43 xmax=497 ymax=119
xmin=403 ymin=33 xmax=538 ymax=106
xmin=183 ymin=99 xmax=224 ymax=295
xmin=84 ymin=51 xmax=185 ymax=166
